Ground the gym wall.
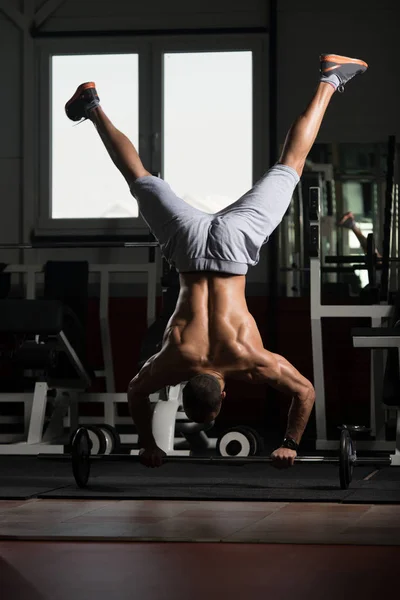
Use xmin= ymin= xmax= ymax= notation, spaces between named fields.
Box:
xmin=1 ymin=1 xmax=399 ymax=272
xmin=0 ymin=0 xmax=270 ymax=289
xmin=0 ymin=11 xmax=21 ymax=249
xmin=1 ymin=1 xmax=399 ymax=271
xmin=277 ymin=0 xmax=400 ymax=144
xmin=34 ymin=0 xmax=268 ymax=32
xmin=0 ymin=1 xmax=396 ymax=429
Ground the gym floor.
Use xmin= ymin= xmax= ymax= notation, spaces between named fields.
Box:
xmin=1 ymin=499 xmax=400 ymax=599
xmin=1 ymin=499 xmax=400 ymax=544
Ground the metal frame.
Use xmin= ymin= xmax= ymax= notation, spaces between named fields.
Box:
xmin=3 ymin=261 xmax=157 ymax=391
xmin=0 ymin=261 xmax=158 ymax=454
xmin=0 ymin=382 xmax=65 ymax=455
xmin=56 ymin=329 xmax=92 ymax=389
xmin=0 ymin=387 xmax=209 ymax=454
xmin=0 ymin=391 xmax=144 ymax=449
xmin=0 ymin=261 xmax=216 ymax=456
xmin=309 ymin=186 xmax=395 ymax=451
xmin=352 ymin=331 xmax=400 ymax=465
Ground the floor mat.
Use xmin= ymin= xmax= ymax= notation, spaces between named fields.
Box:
xmin=0 ymin=457 xmax=73 ymax=499
xmin=1 ymin=457 xmax=399 ymax=503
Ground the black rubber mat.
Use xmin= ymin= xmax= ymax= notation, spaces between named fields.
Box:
xmin=345 ymin=468 xmax=400 ymax=503
xmin=1 ymin=457 xmax=399 ymax=502
xmin=37 ymin=462 xmax=378 ymax=501
xmin=0 ymin=457 xmax=74 ymax=499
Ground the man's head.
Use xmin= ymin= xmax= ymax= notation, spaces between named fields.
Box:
xmin=182 ymin=373 xmax=226 ymax=424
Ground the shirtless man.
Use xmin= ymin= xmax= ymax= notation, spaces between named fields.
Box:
xmin=66 ymin=53 xmax=368 ymax=468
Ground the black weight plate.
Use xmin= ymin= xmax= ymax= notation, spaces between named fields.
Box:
xmin=71 ymin=427 xmax=91 ymax=488
xmin=339 ymin=429 xmax=354 ymax=490
xmin=241 ymin=428 xmax=257 ymax=456
xmin=244 ymin=427 xmax=265 ymax=455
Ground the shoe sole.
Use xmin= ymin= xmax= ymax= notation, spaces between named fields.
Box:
xmin=65 ymin=82 xmax=97 ymax=111
xmin=320 ymin=54 xmax=368 ymax=72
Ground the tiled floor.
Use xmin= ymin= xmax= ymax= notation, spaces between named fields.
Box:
xmin=1 ymin=499 xmax=400 ymax=544
xmin=2 ymin=542 xmax=399 ymax=600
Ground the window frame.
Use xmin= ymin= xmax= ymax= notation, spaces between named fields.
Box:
xmin=35 ymin=34 xmax=268 ymax=237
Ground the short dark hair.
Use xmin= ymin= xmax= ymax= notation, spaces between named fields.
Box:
xmin=182 ymin=374 xmax=222 ymax=423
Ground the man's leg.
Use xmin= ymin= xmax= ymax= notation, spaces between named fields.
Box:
xmin=279 ymin=82 xmax=335 ymax=176
xmin=215 ymin=54 xmax=368 ymax=246
xmin=279 ymin=54 xmax=368 ymax=177
xmin=65 ymin=83 xmax=150 ymax=186
xmin=65 ymin=82 xmax=200 ymax=248
xmin=90 ymin=107 xmax=150 ymax=185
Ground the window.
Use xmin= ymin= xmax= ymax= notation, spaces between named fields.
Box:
xmin=163 ymin=51 xmax=253 ymax=213
xmin=51 ymin=54 xmax=139 ymax=219
xmin=37 ymin=36 xmax=266 ymax=234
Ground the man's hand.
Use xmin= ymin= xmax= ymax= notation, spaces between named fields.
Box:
xmin=139 ymin=445 xmax=167 ymax=468
xmin=270 ymin=446 xmax=297 ymax=469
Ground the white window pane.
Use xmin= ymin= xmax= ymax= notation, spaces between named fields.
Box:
xmin=163 ymin=51 xmax=252 ymax=213
xmin=52 ymin=54 xmax=139 ymax=219
xmin=350 ymin=223 xmax=373 ymax=288
xmin=342 ymin=181 xmax=364 ymax=215
xmin=348 ymin=223 xmax=373 ymax=249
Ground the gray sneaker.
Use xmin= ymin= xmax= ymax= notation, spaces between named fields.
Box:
xmin=320 ymin=54 xmax=368 ymax=92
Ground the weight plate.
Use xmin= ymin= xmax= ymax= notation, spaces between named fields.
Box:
xmin=71 ymin=427 xmax=91 ymax=488
xmin=339 ymin=429 xmax=354 ymax=490
xmin=99 ymin=424 xmax=121 ymax=454
xmin=243 ymin=427 xmax=265 ymax=456
xmin=217 ymin=426 xmax=257 ymax=457
xmin=81 ymin=425 xmax=107 ymax=455
xmin=99 ymin=427 xmax=114 ymax=455
xmin=340 ymin=424 xmax=371 ymax=434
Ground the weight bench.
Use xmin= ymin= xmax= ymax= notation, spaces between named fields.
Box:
xmin=352 ymin=327 xmax=400 ymax=466
xmin=0 ymin=299 xmax=94 ymax=454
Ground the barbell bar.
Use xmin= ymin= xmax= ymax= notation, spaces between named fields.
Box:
xmin=325 ymin=256 xmax=400 ymax=265
xmin=70 ymin=455 xmax=390 ymax=465
xmin=55 ymin=427 xmax=391 ymax=490
xmin=0 ymin=241 xmax=159 ymax=249
xmin=79 ymin=455 xmax=340 ymax=464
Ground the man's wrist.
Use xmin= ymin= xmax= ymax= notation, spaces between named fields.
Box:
xmin=139 ymin=437 xmax=158 ymax=450
xmin=282 ymin=437 xmax=299 ymax=451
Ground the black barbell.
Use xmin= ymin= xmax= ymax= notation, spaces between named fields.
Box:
xmin=0 ymin=241 xmax=159 ymax=249
xmin=57 ymin=426 xmax=391 ymax=490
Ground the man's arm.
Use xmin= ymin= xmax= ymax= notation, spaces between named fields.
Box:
xmin=127 ymin=355 xmax=172 ymax=450
xmin=255 ymin=350 xmax=315 ymax=445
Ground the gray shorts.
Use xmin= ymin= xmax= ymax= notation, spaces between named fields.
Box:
xmin=130 ymin=164 xmax=299 ymax=275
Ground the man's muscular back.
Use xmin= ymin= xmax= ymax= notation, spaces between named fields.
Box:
xmin=132 ymin=272 xmax=267 ymax=395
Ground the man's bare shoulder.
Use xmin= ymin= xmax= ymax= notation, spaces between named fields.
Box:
xmin=131 ymin=345 xmax=198 ymax=396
